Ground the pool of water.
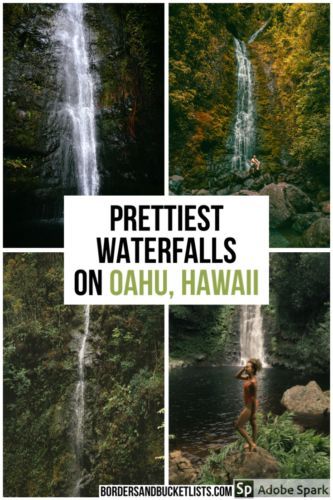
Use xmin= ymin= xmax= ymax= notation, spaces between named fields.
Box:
xmin=169 ymin=366 xmax=329 ymax=460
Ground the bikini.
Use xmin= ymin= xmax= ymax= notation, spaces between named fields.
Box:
xmin=243 ymin=378 xmax=258 ymax=407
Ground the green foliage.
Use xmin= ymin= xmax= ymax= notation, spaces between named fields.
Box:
xmin=87 ymin=4 xmax=164 ymax=193
xmin=94 ymin=369 xmax=163 ymax=485
xmin=4 ymin=255 xmax=164 ymax=496
xmin=256 ymin=413 xmax=329 ymax=478
xmin=199 ymin=412 xmax=329 ymax=483
xmin=269 ymin=253 xmax=329 ymax=372
xmin=169 ymin=4 xmax=236 ymax=187
xmin=170 ymin=305 xmax=235 ymax=363
xmin=266 ymin=4 xmax=329 ymax=181
xmin=170 ymin=254 xmax=329 ymax=374
xmin=170 ymin=4 xmax=329 ymax=191
xmin=198 ymin=441 xmax=240 ymax=484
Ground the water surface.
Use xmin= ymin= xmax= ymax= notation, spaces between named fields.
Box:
xmin=170 ymin=366 xmax=329 ymax=459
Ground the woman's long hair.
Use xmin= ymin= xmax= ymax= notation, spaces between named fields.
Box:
xmin=248 ymin=358 xmax=262 ymax=375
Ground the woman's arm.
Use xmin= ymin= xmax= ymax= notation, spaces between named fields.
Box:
xmin=235 ymin=366 xmax=248 ymax=379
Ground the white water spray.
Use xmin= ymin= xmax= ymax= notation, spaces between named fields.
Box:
xmin=53 ymin=4 xmax=99 ymax=195
xmin=73 ymin=305 xmax=90 ymax=495
xmin=231 ymin=38 xmax=255 ymax=171
xmin=240 ymin=305 xmax=267 ymax=366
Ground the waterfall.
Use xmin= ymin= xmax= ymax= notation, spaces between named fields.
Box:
xmin=53 ymin=4 xmax=99 ymax=195
xmin=248 ymin=19 xmax=271 ymax=44
xmin=231 ymin=38 xmax=255 ymax=171
xmin=73 ymin=305 xmax=91 ymax=495
xmin=240 ymin=305 xmax=266 ymax=366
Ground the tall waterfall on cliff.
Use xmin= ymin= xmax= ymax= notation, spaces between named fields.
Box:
xmin=240 ymin=305 xmax=266 ymax=366
xmin=231 ymin=38 xmax=256 ymax=171
xmin=53 ymin=4 xmax=99 ymax=195
xmin=73 ymin=305 xmax=91 ymax=495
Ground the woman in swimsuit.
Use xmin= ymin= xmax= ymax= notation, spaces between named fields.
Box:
xmin=235 ymin=358 xmax=262 ymax=451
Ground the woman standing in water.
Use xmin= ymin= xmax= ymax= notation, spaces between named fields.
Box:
xmin=235 ymin=358 xmax=262 ymax=451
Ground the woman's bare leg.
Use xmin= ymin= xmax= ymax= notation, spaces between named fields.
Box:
xmin=235 ymin=408 xmax=255 ymax=450
xmin=250 ymin=412 xmax=257 ymax=443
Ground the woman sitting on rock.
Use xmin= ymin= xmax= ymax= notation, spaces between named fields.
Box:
xmin=235 ymin=358 xmax=262 ymax=451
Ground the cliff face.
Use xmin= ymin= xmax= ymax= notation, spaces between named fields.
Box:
xmin=169 ymin=4 xmax=237 ymax=188
xmin=4 ymin=4 xmax=164 ymax=246
xmin=4 ymin=254 xmax=164 ymax=496
xmin=170 ymin=254 xmax=329 ymax=373
xmin=4 ymin=5 xmax=60 ymax=232
xmin=169 ymin=4 xmax=329 ymax=198
xmin=169 ymin=4 xmax=329 ymax=248
xmin=250 ymin=4 xmax=329 ymax=189
xmin=86 ymin=4 xmax=164 ymax=195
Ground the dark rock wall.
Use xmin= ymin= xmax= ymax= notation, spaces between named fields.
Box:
xmin=4 ymin=4 xmax=164 ymax=246
xmin=87 ymin=4 xmax=164 ymax=195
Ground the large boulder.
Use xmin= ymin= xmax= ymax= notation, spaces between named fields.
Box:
xmin=216 ymin=188 xmax=230 ymax=195
xmin=210 ymin=447 xmax=279 ymax=483
xmin=259 ymin=182 xmax=319 ymax=229
xmin=194 ymin=353 xmax=206 ymax=362
xmin=169 ymin=451 xmax=198 ymax=484
xmin=236 ymin=190 xmax=258 ymax=196
xmin=260 ymin=183 xmax=293 ymax=228
xmin=284 ymin=185 xmax=314 ymax=212
xmin=259 ymin=183 xmax=316 ymax=229
xmin=269 ymin=230 xmax=290 ymax=248
xmin=169 ymin=359 xmax=188 ymax=369
xmin=230 ymin=184 xmax=242 ymax=194
xmin=281 ymin=381 xmax=330 ymax=415
xmin=291 ymin=212 xmax=322 ymax=234
xmin=303 ymin=218 xmax=330 ymax=247
xmin=251 ymin=173 xmax=273 ymax=191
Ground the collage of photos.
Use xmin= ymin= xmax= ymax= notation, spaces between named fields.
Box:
xmin=2 ymin=1 xmax=331 ymax=498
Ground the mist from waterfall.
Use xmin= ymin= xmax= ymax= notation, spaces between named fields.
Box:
xmin=231 ymin=38 xmax=256 ymax=171
xmin=240 ymin=305 xmax=266 ymax=366
xmin=53 ymin=4 xmax=99 ymax=195
xmin=73 ymin=305 xmax=91 ymax=496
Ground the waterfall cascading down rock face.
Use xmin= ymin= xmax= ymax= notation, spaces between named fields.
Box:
xmin=53 ymin=4 xmax=99 ymax=195
xmin=248 ymin=19 xmax=271 ymax=44
xmin=73 ymin=305 xmax=91 ymax=496
xmin=240 ymin=305 xmax=266 ymax=366
xmin=231 ymin=38 xmax=256 ymax=171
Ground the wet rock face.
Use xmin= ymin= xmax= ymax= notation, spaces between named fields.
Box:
xmin=5 ymin=4 xmax=164 ymax=194
xmin=259 ymin=183 xmax=292 ymax=227
xmin=169 ymin=450 xmax=198 ymax=484
xmin=258 ymin=182 xmax=328 ymax=245
xmin=87 ymin=4 xmax=164 ymax=195
xmin=303 ymin=218 xmax=330 ymax=248
xmin=222 ymin=308 xmax=242 ymax=364
xmin=281 ymin=381 xmax=330 ymax=415
xmin=291 ymin=212 xmax=322 ymax=234
xmin=3 ymin=4 xmax=65 ymax=245
xmin=4 ymin=4 xmax=58 ymax=156
xmin=208 ymin=447 xmax=279 ymax=483
xmin=4 ymin=4 xmax=164 ymax=245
